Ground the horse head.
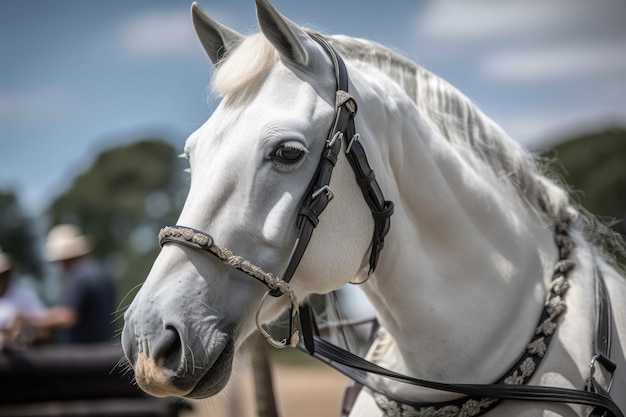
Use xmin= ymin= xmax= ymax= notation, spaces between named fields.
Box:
xmin=123 ymin=1 xmax=626 ymax=414
xmin=122 ymin=0 xmax=374 ymax=399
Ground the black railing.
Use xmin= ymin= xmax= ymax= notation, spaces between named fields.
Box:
xmin=0 ymin=342 xmax=189 ymax=417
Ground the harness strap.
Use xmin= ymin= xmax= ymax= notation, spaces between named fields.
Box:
xmin=588 ymin=258 xmax=617 ymax=417
xmin=302 ymin=332 xmax=623 ymax=417
xmin=593 ymin=261 xmax=615 ymax=373
xmin=297 ymin=250 xmax=622 ymax=417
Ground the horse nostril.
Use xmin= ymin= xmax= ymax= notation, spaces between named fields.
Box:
xmin=152 ymin=326 xmax=183 ymax=369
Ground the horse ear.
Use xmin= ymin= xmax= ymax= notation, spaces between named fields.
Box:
xmin=255 ymin=0 xmax=309 ymax=67
xmin=191 ymin=2 xmax=244 ymax=65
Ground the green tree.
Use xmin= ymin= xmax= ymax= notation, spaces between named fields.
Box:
xmin=47 ymin=139 xmax=187 ymax=315
xmin=545 ymin=128 xmax=626 ymax=264
xmin=547 ymin=128 xmax=626 ymax=234
xmin=0 ymin=190 xmax=43 ymax=279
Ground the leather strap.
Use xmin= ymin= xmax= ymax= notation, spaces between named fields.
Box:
xmin=588 ymin=258 xmax=617 ymax=417
xmin=297 ymin=254 xmax=622 ymax=416
xmin=311 ymin=34 xmax=394 ymax=274
xmin=271 ymin=33 xmax=393 ymax=296
xmin=302 ymin=331 xmax=623 ymax=417
xmin=593 ymin=261 xmax=615 ymax=373
xmin=271 ymin=133 xmax=342 ymax=296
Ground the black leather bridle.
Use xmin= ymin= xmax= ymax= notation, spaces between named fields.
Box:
xmin=293 ymin=34 xmax=621 ymax=417
xmin=272 ymin=34 xmax=394 ymax=297
xmin=158 ymin=32 xmax=621 ymax=417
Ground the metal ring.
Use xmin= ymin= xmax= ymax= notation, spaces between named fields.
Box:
xmin=328 ymin=131 xmax=343 ymax=147
xmin=255 ymin=291 xmax=292 ymax=349
xmin=312 ymin=185 xmax=334 ymax=201
xmin=346 ymin=133 xmax=360 ymax=154
xmin=587 ymin=353 xmax=615 ymax=394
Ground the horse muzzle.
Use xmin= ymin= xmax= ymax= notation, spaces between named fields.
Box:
xmin=122 ymin=301 xmax=235 ymax=399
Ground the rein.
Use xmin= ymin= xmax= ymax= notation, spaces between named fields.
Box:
xmin=157 ymin=33 xmax=622 ymax=416
xmin=304 ymin=224 xmax=620 ymax=417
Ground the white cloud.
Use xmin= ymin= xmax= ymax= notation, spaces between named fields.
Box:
xmin=481 ymin=41 xmax=626 ymax=83
xmin=412 ymin=0 xmax=626 ymax=85
xmin=117 ymin=7 xmax=245 ymax=59
xmin=493 ymin=85 xmax=626 ymax=149
xmin=415 ymin=0 xmax=580 ymax=42
xmin=0 ymin=90 xmax=71 ymax=126
xmin=118 ymin=10 xmax=199 ymax=58
xmin=414 ymin=0 xmax=624 ymax=44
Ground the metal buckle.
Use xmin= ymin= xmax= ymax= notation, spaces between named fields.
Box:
xmin=346 ymin=133 xmax=360 ymax=154
xmin=328 ymin=131 xmax=343 ymax=147
xmin=587 ymin=354 xmax=615 ymax=393
xmin=255 ymin=291 xmax=299 ymax=349
xmin=312 ymin=185 xmax=334 ymax=201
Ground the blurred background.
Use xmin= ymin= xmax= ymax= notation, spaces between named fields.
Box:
xmin=0 ymin=0 xmax=625 ymax=416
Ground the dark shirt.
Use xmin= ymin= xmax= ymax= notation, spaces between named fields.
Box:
xmin=57 ymin=257 xmax=116 ymax=344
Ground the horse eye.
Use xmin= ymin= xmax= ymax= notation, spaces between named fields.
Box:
xmin=269 ymin=145 xmax=305 ymax=163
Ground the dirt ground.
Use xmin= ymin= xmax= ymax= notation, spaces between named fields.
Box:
xmin=181 ymin=356 xmax=350 ymax=417
xmin=273 ymin=361 xmax=350 ymax=416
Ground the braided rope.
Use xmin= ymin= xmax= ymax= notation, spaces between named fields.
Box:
xmin=373 ymin=219 xmax=576 ymax=416
xmin=158 ymin=226 xmax=300 ymax=347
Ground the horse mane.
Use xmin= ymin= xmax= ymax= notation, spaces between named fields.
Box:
xmin=324 ymin=34 xmax=625 ymax=265
xmin=325 ymin=36 xmax=568 ymax=218
xmin=211 ymin=32 xmax=624 ymax=265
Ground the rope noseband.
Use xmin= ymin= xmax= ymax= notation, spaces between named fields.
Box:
xmin=158 ymin=226 xmax=300 ymax=347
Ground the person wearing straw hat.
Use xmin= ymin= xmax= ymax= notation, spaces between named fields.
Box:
xmin=0 ymin=246 xmax=46 ymax=348
xmin=41 ymin=224 xmax=116 ymax=344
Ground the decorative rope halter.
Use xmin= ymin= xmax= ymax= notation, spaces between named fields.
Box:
xmin=158 ymin=225 xmax=300 ymax=347
xmin=371 ymin=220 xmax=575 ymax=416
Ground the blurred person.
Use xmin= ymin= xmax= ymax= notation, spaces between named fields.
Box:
xmin=37 ymin=224 xmax=117 ymax=344
xmin=0 ymin=246 xmax=47 ymax=348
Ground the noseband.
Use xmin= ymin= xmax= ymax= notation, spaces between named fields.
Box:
xmin=158 ymin=225 xmax=302 ymax=347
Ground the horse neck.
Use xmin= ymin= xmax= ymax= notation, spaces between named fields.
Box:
xmin=351 ymin=65 xmax=560 ymax=398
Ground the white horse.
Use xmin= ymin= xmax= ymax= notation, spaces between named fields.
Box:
xmin=122 ymin=1 xmax=626 ymax=416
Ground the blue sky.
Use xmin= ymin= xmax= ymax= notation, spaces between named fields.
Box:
xmin=1 ymin=0 xmax=625 ymax=217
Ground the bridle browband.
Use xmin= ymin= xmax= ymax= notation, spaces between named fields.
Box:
xmin=157 ymin=33 xmax=621 ymax=417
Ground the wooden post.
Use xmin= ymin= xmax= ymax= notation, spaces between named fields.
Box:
xmin=248 ymin=332 xmax=280 ymax=417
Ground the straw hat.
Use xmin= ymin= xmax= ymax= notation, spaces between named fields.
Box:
xmin=0 ymin=246 xmax=11 ymax=274
xmin=45 ymin=224 xmax=91 ymax=262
